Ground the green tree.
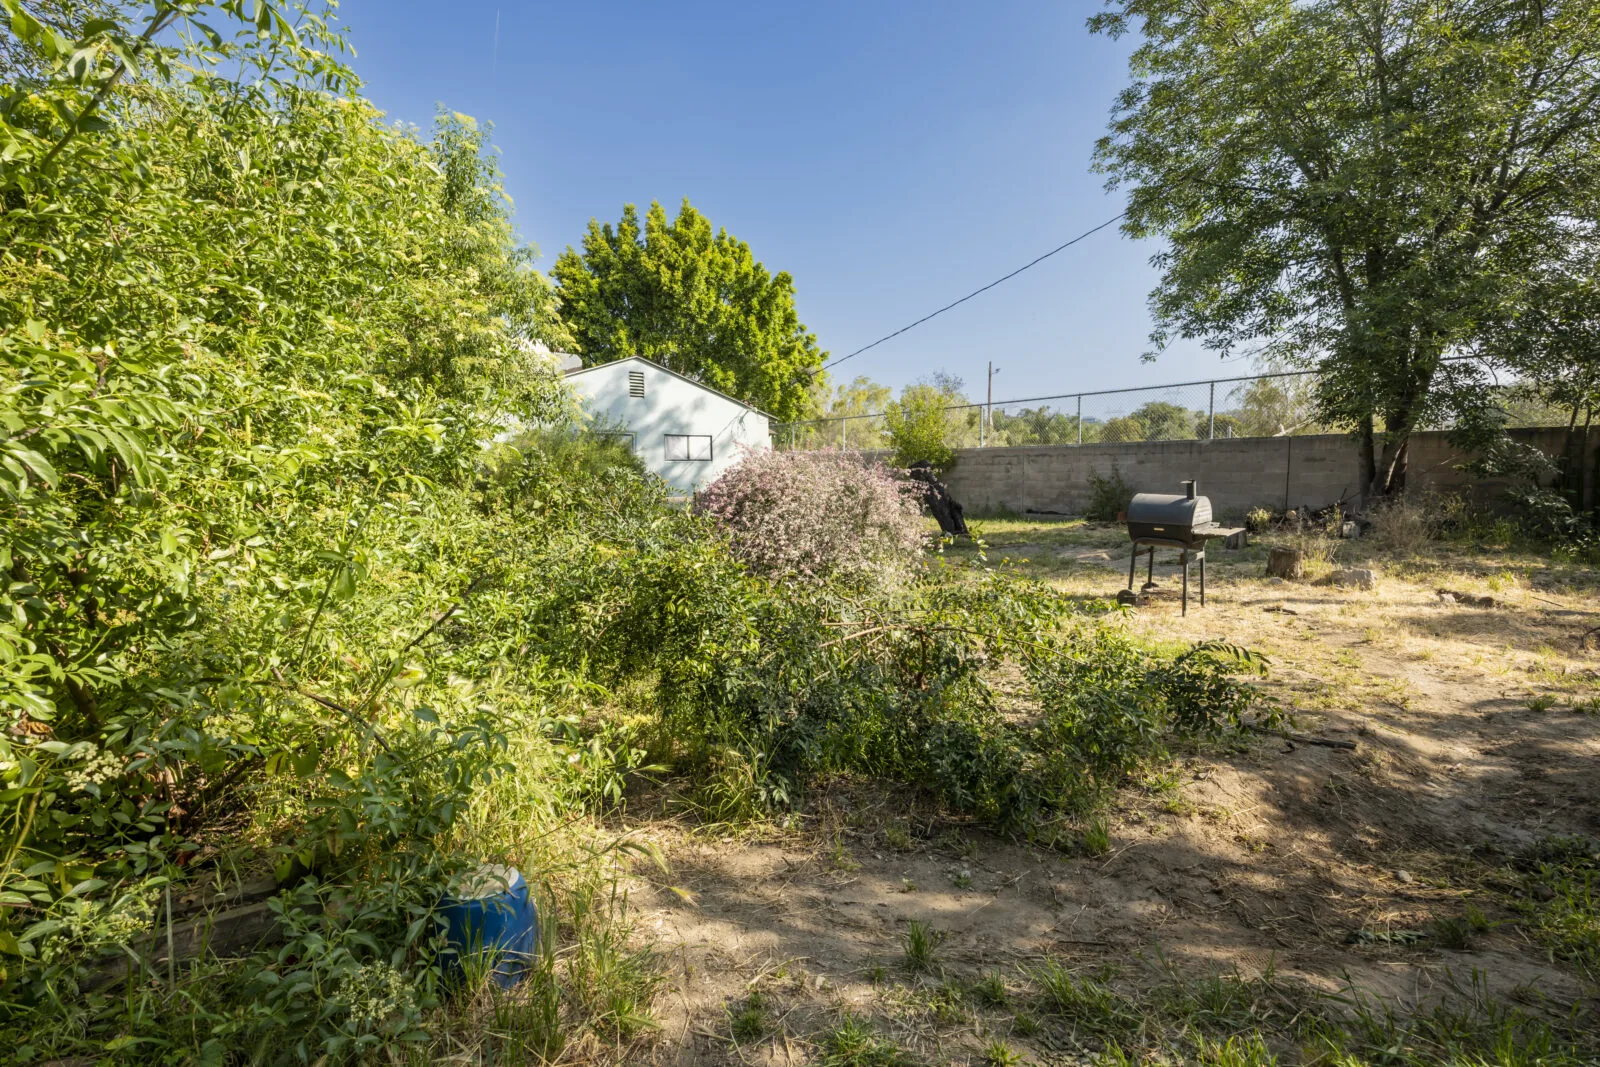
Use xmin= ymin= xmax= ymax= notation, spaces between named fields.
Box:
xmin=824 ymin=374 xmax=893 ymax=450
xmin=991 ymin=406 xmax=1080 ymax=445
xmin=553 ymin=199 xmax=825 ymax=421
xmin=1219 ymin=373 xmax=1327 ymax=438
xmin=1484 ymin=248 xmax=1600 ymax=500
xmin=1092 ymin=0 xmax=1600 ymax=498
xmin=884 ymin=374 xmax=969 ymax=470
xmin=0 ymin=3 xmax=575 ymax=1045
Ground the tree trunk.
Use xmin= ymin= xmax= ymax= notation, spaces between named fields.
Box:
xmin=1369 ymin=403 xmax=1415 ymax=498
xmin=1358 ymin=414 xmax=1377 ymax=505
xmin=1582 ymin=405 xmax=1595 ymax=518
xmin=1370 ymin=434 xmax=1409 ymax=497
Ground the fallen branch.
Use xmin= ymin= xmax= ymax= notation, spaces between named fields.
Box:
xmin=1241 ymin=718 xmax=1356 ymax=750
xmin=1283 ymin=731 xmax=1358 ymax=750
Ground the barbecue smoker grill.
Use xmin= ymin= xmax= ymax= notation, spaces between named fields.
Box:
xmin=1125 ymin=480 xmax=1217 ymax=615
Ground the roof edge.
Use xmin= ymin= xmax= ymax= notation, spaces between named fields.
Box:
xmin=563 ymin=356 xmax=775 ymax=419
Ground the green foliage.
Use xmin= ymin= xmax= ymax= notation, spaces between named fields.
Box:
xmin=1100 ymin=400 xmax=1198 ymax=443
xmin=1092 ymin=0 xmax=1600 ymax=495
xmin=818 ymin=1014 xmax=907 ymax=1067
xmin=1028 ymin=638 xmax=1275 ymax=811
xmin=1512 ymin=835 xmax=1599 ymax=981
xmin=883 ymin=374 xmax=966 ymax=470
xmin=1080 ymin=816 xmax=1112 ymax=857
xmin=990 ymin=404 xmax=1083 ymax=446
xmin=901 ymin=919 xmax=941 ymax=973
xmin=1086 ymin=465 xmax=1135 ymax=521
xmin=982 ymin=1038 xmax=1023 ymax=1066
xmin=730 ymin=989 xmax=767 ymax=1044
xmin=552 ymin=199 xmax=824 ymax=421
xmin=1029 ymin=961 xmax=1138 ymax=1036
xmin=0 ymin=1 xmax=632 ymax=1057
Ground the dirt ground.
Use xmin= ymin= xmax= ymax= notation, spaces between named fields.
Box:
xmin=617 ymin=520 xmax=1600 ymax=1064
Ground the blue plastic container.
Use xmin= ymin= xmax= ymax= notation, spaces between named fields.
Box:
xmin=438 ymin=864 xmax=539 ymax=989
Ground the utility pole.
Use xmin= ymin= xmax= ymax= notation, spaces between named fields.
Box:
xmin=985 ymin=362 xmax=999 ymax=446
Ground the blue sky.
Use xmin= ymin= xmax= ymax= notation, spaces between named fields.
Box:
xmin=337 ymin=1 xmax=1232 ymax=403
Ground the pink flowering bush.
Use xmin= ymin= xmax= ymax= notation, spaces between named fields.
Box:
xmin=698 ymin=449 xmax=927 ymax=582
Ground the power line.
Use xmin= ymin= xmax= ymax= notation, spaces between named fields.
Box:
xmin=820 ymin=211 xmax=1128 ymax=373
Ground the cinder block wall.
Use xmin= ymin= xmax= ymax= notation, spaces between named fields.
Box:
xmin=859 ymin=426 xmax=1594 ymax=518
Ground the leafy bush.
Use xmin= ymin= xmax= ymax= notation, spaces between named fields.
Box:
xmin=1086 ymin=466 xmax=1135 ymax=521
xmin=883 ymin=377 xmax=964 ymax=470
xmin=0 ymin=4 xmax=634 ymax=1058
xmin=697 ymin=449 xmax=926 ymax=583
xmin=1028 ymin=634 xmax=1275 ymax=811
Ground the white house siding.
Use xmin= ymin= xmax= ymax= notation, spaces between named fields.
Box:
xmin=563 ymin=357 xmax=771 ymax=494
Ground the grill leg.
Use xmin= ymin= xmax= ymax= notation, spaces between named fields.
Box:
xmin=1181 ymin=552 xmax=1189 ymax=616
xmin=1146 ymin=548 xmax=1155 ymax=590
xmin=1128 ymin=544 xmax=1137 ymax=590
xmin=1200 ymin=551 xmax=1206 ymax=607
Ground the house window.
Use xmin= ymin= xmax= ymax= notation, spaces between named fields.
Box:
xmin=663 ymin=434 xmax=712 ymax=461
xmin=628 ymin=370 xmax=645 ymax=397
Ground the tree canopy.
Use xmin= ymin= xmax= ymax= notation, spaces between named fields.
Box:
xmin=552 ymin=199 xmax=825 ymax=421
xmin=1092 ymin=0 xmax=1600 ymax=497
xmin=0 ymin=1 xmax=577 ymax=1042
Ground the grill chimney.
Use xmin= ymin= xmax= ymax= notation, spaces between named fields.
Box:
xmin=1183 ymin=479 xmax=1197 ymax=500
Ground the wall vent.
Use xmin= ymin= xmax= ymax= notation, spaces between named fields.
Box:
xmin=628 ymin=370 xmax=645 ymax=397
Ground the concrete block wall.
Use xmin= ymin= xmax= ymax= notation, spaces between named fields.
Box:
xmin=860 ymin=426 xmax=1595 ymax=518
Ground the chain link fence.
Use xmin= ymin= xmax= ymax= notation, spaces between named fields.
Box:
xmin=774 ymin=370 xmax=1566 ymax=452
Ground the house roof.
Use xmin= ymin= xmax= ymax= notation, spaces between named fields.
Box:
xmin=563 ymin=355 xmax=775 ymax=419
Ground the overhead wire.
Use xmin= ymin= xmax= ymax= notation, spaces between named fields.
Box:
xmin=818 ymin=211 xmax=1128 ymax=373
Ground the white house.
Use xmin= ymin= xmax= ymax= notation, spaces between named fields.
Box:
xmin=562 ymin=356 xmax=771 ymax=494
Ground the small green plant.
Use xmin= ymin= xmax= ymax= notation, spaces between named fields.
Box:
xmin=1013 ymin=1010 xmax=1040 ymax=1037
xmin=1081 ymin=817 xmax=1113 ymax=856
xmin=1526 ymin=694 xmax=1557 ymax=712
xmin=730 ymin=990 xmax=767 ymax=1044
xmin=951 ymin=868 xmax=974 ymax=889
xmin=982 ymin=1038 xmax=1024 ymax=1066
xmin=902 ymin=920 xmax=943 ymax=973
xmin=818 ymin=1015 xmax=905 ymax=1067
xmin=1245 ymin=506 xmax=1275 ymax=532
xmin=1431 ymin=915 xmax=1474 ymax=950
xmin=927 ymin=981 xmax=970 ymax=1024
xmin=884 ymin=824 xmax=915 ymax=850
xmin=1513 ymin=836 xmax=1599 ymax=979
xmin=1086 ymin=465 xmax=1136 ymax=522
xmin=970 ymin=970 xmax=1009 ymax=1007
xmin=1465 ymin=904 xmax=1494 ymax=934
xmin=1573 ymin=696 xmax=1600 ymax=717
xmin=1029 ymin=960 xmax=1136 ymax=1035
xmin=1193 ymin=1032 xmax=1279 ymax=1066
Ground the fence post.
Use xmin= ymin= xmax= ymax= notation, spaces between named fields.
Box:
xmin=1207 ymin=381 xmax=1215 ymax=440
xmin=840 ymin=418 xmax=846 ymax=449
xmin=1076 ymin=395 xmax=1082 ymax=445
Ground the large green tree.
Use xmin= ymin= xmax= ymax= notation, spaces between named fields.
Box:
xmin=552 ymin=199 xmax=825 ymax=421
xmin=1091 ymin=0 xmax=1600 ymax=498
xmin=0 ymin=3 xmax=577 ymax=1045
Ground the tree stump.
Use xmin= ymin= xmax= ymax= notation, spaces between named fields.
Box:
xmin=1267 ymin=547 xmax=1304 ymax=580
xmin=907 ymin=461 xmax=969 ymax=537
